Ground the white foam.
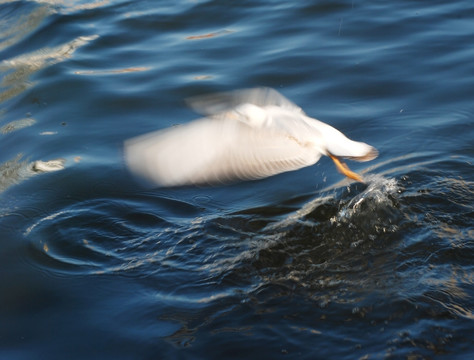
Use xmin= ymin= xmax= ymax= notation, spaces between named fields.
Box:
xmin=336 ymin=174 xmax=399 ymax=221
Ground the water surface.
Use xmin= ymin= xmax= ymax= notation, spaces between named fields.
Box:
xmin=1 ymin=0 xmax=473 ymax=359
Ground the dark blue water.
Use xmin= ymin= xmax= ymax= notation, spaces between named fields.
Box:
xmin=1 ymin=0 xmax=473 ymax=359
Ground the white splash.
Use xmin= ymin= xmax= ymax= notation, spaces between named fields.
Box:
xmin=336 ymin=174 xmax=399 ymax=221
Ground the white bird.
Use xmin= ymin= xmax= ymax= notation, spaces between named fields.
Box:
xmin=124 ymin=87 xmax=377 ymax=187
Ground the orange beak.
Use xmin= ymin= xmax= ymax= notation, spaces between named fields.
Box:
xmin=329 ymin=154 xmax=364 ymax=183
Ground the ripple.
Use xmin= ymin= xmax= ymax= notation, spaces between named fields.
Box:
xmin=23 ymin=195 xmax=252 ymax=282
xmin=21 ymin=150 xmax=473 ymax=323
xmin=207 ymin=152 xmax=473 ymax=317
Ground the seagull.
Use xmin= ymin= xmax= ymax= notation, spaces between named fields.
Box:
xmin=124 ymin=87 xmax=378 ymax=187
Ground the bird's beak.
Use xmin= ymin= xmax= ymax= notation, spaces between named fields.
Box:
xmin=328 ymin=154 xmax=364 ymax=183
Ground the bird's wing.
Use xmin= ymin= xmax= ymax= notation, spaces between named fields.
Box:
xmin=186 ymin=87 xmax=305 ymax=117
xmin=124 ymin=108 xmax=320 ymax=187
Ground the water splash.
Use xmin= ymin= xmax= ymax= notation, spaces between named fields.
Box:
xmin=266 ymin=174 xmax=400 ymax=232
xmin=336 ymin=174 xmax=400 ymax=221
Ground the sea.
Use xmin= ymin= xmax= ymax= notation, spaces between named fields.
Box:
xmin=0 ymin=0 xmax=473 ymax=359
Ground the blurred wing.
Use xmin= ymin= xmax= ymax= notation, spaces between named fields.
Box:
xmin=124 ymin=111 xmax=320 ymax=187
xmin=186 ymin=87 xmax=305 ymax=116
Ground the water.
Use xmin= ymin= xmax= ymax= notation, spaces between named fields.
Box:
xmin=1 ymin=0 xmax=473 ymax=359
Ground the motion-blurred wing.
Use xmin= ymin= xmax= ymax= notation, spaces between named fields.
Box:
xmin=186 ymin=87 xmax=304 ymax=117
xmin=124 ymin=110 xmax=320 ymax=187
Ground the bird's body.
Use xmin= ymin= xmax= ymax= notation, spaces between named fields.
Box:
xmin=124 ymin=88 xmax=377 ymax=187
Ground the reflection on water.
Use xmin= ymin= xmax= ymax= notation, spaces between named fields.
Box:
xmin=186 ymin=29 xmax=233 ymax=40
xmin=0 ymin=1 xmax=51 ymax=52
xmin=34 ymin=0 xmax=110 ymax=11
xmin=0 ymin=154 xmax=65 ymax=193
xmin=0 ymin=34 xmax=99 ymax=102
xmin=74 ymin=67 xmax=150 ymax=76
xmin=0 ymin=117 xmax=36 ymax=134
xmin=1 ymin=34 xmax=99 ymax=70
xmin=0 ymin=6 xmax=97 ymax=194
xmin=0 ymin=154 xmax=30 ymax=193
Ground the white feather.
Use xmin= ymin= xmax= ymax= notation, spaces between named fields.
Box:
xmin=124 ymin=88 xmax=377 ymax=187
